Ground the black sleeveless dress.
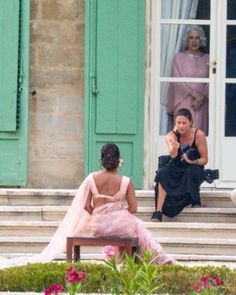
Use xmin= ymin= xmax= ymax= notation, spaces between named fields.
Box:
xmin=155 ymin=129 xmax=205 ymax=217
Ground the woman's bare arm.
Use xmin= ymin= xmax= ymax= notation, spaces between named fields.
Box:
xmin=166 ymin=131 xmax=180 ymax=159
xmin=195 ymin=129 xmax=208 ymax=165
xmin=126 ymin=181 xmax=137 ymax=214
xmin=183 ymin=129 xmax=208 ymax=166
xmin=84 ymin=190 xmax=94 ymax=214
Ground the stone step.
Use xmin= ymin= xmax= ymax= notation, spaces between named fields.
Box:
xmin=1 ymin=252 xmax=236 ymax=268
xmin=163 ymin=207 xmax=236 ymax=223
xmin=0 ymin=189 xmax=75 ymax=206
xmin=0 ymin=236 xmax=235 ymax=256
xmin=1 ymin=205 xmax=235 ymax=223
xmin=0 ymin=221 xmax=58 ymax=236
xmin=1 ymin=221 xmax=236 ymax=240
xmin=138 ymin=190 xmax=234 ymax=208
xmin=0 ymin=189 xmax=233 ymax=208
xmin=174 ymin=254 xmax=236 ymax=267
xmin=141 ymin=207 xmax=236 ymax=223
xmin=148 ymin=222 xmax=236 ymax=239
xmin=0 ymin=206 xmax=67 ymax=221
xmin=0 ymin=250 xmax=232 ymax=269
xmin=161 ymin=238 xmax=236 ymax=256
xmin=69 ymin=238 xmax=236 ymax=256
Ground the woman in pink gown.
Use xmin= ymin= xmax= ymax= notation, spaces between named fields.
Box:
xmin=167 ymin=25 xmax=209 ymax=134
xmin=85 ymin=143 xmax=176 ymax=265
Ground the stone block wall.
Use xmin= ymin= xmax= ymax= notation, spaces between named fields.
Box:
xmin=28 ymin=0 xmax=85 ymax=188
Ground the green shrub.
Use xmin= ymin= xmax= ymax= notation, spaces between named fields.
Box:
xmin=0 ymin=261 xmax=235 ymax=294
xmin=0 ymin=262 xmax=112 ymax=293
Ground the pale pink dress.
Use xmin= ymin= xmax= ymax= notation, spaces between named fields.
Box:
xmin=89 ymin=174 xmax=176 ymax=265
xmin=167 ymin=51 xmax=209 ymax=134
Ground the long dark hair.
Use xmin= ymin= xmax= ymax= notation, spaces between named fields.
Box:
xmin=174 ymin=108 xmax=193 ymax=123
xmin=101 ymin=143 xmax=120 ymax=171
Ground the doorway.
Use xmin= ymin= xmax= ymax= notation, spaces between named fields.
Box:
xmin=145 ymin=0 xmax=236 ymax=188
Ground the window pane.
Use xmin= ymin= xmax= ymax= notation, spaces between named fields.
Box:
xmin=159 ymin=82 xmax=209 ymax=135
xmin=225 ymin=84 xmax=236 ymax=136
xmin=160 ymin=24 xmax=210 ymax=78
xmin=227 ymin=0 xmax=236 ymax=20
xmin=226 ymin=26 xmax=236 ymax=78
xmin=161 ymin=0 xmax=210 ymax=20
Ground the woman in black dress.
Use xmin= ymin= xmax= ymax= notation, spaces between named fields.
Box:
xmin=152 ymin=108 xmax=208 ymax=222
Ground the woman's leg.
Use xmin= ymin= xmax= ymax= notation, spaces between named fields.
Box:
xmin=151 ymin=183 xmax=167 ymax=222
xmin=156 ymin=183 xmax=167 ymax=211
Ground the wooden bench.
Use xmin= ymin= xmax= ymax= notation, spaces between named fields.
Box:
xmin=66 ymin=236 xmax=139 ymax=262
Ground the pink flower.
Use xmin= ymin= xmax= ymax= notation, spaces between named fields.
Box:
xmin=200 ymin=276 xmax=209 ymax=288
xmin=215 ymin=276 xmax=224 ymax=286
xmin=102 ymin=245 xmax=117 ymax=259
xmin=65 ymin=266 xmax=86 ymax=285
xmin=44 ymin=283 xmax=63 ymax=295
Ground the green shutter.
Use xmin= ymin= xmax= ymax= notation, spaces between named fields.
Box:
xmin=96 ymin=0 xmax=140 ymax=134
xmin=85 ymin=0 xmax=145 ymax=188
xmin=0 ymin=0 xmax=30 ymax=185
xmin=0 ymin=0 xmax=19 ymax=131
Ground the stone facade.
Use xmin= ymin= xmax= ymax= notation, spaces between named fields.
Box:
xmin=28 ymin=0 xmax=85 ymax=188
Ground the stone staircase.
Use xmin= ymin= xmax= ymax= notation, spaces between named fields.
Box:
xmin=0 ymin=188 xmax=236 ymax=267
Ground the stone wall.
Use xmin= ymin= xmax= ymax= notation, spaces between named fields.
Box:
xmin=28 ymin=0 xmax=85 ymax=188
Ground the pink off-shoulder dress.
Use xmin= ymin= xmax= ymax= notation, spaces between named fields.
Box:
xmin=89 ymin=174 xmax=176 ymax=265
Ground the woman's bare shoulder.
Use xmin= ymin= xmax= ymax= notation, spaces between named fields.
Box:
xmin=93 ymin=170 xmax=122 ymax=184
xmin=195 ymin=128 xmax=206 ymax=137
xmin=195 ymin=128 xmax=207 ymax=144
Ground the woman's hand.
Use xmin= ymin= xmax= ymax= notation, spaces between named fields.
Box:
xmin=167 ymin=136 xmax=180 ymax=158
xmin=191 ymin=91 xmax=205 ymax=110
xmin=181 ymin=153 xmax=196 ymax=164
xmin=192 ymin=98 xmax=203 ymax=110
xmin=169 ymin=138 xmax=180 ymax=150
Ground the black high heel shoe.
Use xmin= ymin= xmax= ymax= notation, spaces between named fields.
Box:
xmin=151 ymin=210 xmax=162 ymax=222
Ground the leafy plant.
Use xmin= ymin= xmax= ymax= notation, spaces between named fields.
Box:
xmin=103 ymin=246 xmax=161 ymax=295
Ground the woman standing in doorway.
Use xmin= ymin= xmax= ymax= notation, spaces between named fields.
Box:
xmin=167 ymin=25 xmax=209 ymax=134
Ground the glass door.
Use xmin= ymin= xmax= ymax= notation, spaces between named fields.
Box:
xmin=158 ymin=0 xmax=211 ymax=136
xmin=149 ymin=0 xmax=218 ymax=188
xmin=150 ymin=0 xmax=236 ymax=188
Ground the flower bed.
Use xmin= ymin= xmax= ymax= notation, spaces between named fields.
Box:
xmin=0 ymin=249 xmax=235 ymax=294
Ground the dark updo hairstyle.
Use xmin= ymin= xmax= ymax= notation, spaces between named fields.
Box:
xmin=101 ymin=143 xmax=120 ymax=171
xmin=174 ymin=108 xmax=193 ymax=123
